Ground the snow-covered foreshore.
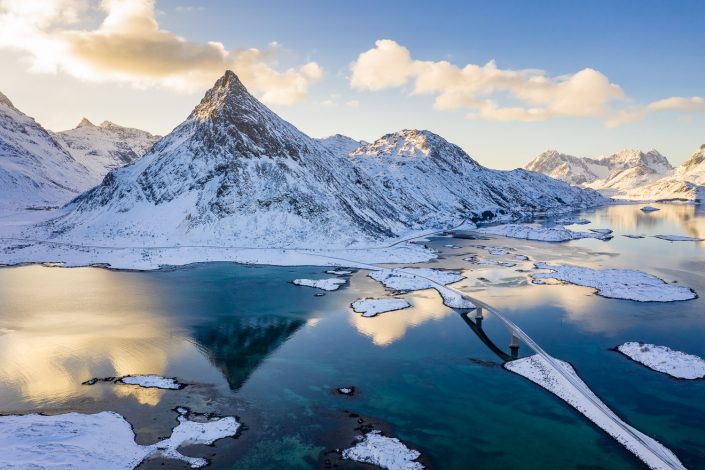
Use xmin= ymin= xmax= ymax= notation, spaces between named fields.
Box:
xmin=532 ymin=262 xmax=697 ymax=302
xmin=342 ymin=430 xmax=424 ymax=470
xmin=0 ymin=407 xmax=240 ymax=469
xmin=475 ymin=224 xmax=612 ymax=242
xmin=0 ymin=237 xmax=437 ymax=271
xmin=351 ymin=298 xmax=411 ymax=317
xmin=505 ymin=355 xmax=685 ymax=470
xmin=83 ymin=375 xmax=186 ymax=390
xmin=293 ymin=278 xmax=347 ymax=291
xmin=368 ymin=268 xmax=474 ymax=309
xmin=616 ymin=342 xmax=705 ymax=379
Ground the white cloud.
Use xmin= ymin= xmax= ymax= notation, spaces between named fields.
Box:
xmin=605 ymin=96 xmax=705 ymax=128
xmin=350 ymin=39 xmax=704 ymax=126
xmin=345 ymin=99 xmax=360 ymax=108
xmin=0 ymin=0 xmax=322 ymax=104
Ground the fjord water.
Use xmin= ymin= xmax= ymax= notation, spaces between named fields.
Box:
xmin=1 ymin=204 xmax=704 ymax=469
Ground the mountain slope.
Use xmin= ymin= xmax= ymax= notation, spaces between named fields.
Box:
xmin=526 ymin=148 xmax=674 ymax=196
xmin=317 ymin=134 xmax=364 ymax=156
xmin=623 ymin=144 xmax=705 ymax=202
xmin=350 ymin=130 xmax=606 ymax=226
xmin=55 ymin=119 xmax=160 ymax=184
xmin=37 ymin=71 xmax=605 ymax=247
xmin=0 ymin=91 xmax=91 ymax=212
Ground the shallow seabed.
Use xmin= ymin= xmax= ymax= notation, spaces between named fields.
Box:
xmin=1 ymin=203 xmax=704 ymax=469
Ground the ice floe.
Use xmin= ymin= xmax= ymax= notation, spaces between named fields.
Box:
xmin=475 ymin=224 xmax=611 ymax=242
xmin=119 ymin=375 xmax=184 ymax=390
xmin=0 ymin=407 xmax=240 ymax=469
xmin=83 ymin=375 xmax=186 ymax=390
xmin=465 ymin=257 xmax=516 ymax=267
xmin=623 ymin=234 xmax=645 ymax=239
xmin=326 ymin=269 xmax=353 ymax=275
xmin=654 ymin=234 xmax=705 ymax=242
xmin=532 ymin=262 xmax=697 ymax=302
xmin=555 ymin=217 xmax=591 ymax=225
xmin=505 ymin=355 xmax=685 ymax=470
xmin=616 ymin=342 xmax=705 ymax=379
xmin=342 ymin=430 xmax=424 ymax=470
xmin=293 ymin=278 xmax=347 ymax=291
xmin=641 ymin=206 xmax=661 ymax=212
xmin=514 ymin=254 xmax=529 ymax=261
xmin=351 ymin=298 xmax=411 ymax=317
xmin=368 ymin=268 xmax=474 ymax=309
xmin=589 ymin=228 xmax=613 ymax=234
xmin=336 ymin=386 xmax=355 ymax=396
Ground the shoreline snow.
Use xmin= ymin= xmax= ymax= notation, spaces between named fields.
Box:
xmin=351 ymin=298 xmax=411 ymax=317
xmin=531 ymin=262 xmax=697 ymax=302
xmin=475 ymin=224 xmax=612 ymax=242
xmin=505 ymin=355 xmax=685 ymax=470
xmin=293 ymin=278 xmax=347 ymax=291
xmin=368 ymin=268 xmax=474 ymax=309
xmin=616 ymin=342 xmax=705 ymax=379
xmin=0 ymin=407 xmax=240 ymax=469
xmin=342 ymin=430 xmax=424 ymax=470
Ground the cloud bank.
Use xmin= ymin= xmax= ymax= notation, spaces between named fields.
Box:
xmin=0 ymin=0 xmax=322 ymax=104
xmin=351 ymin=39 xmax=704 ymax=126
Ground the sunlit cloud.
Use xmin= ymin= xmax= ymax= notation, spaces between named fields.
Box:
xmin=0 ymin=0 xmax=322 ymax=104
xmin=350 ymin=39 xmax=705 ymax=127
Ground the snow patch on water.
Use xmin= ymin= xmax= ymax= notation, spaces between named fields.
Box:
xmin=654 ymin=234 xmax=704 ymax=242
xmin=0 ymin=407 xmax=240 ymax=469
xmin=616 ymin=342 xmax=705 ymax=379
xmin=532 ymin=262 xmax=697 ymax=302
xmin=476 ymin=224 xmax=611 ymax=242
xmin=351 ymin=298 xmax=411 ymax=317
xmin=119 ymin=375 xmax=184 ymax=390
xmin=342 ymin=430 xmax=424 ymax=470
xmin=293 ymin=278 xmax=347 ymax=291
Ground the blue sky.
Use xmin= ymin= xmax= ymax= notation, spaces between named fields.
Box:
xmin=0 ymin=0 xmax=703 ymax=168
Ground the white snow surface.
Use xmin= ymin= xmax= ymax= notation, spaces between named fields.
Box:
xmin=119 ymin=375 xmax=183 ymax=389
xmin=526 ymin=148 xmax=673 ymax=197
xmin=55 ymin=119 xmax=159 ymax=185
xmin=505 ymin=355 xmax=685 ymax=470
xmin=654 ymin=234 xmax=704 ymax=242
xmin=342 ymin=430 xmax=423 ymax=470
xmin=326 ymin=269 xmax=353 ymax=275
xmin=0 ymin=408 xmax=240 ymax=469
xmin=476 ymin=224 xmax=611 ymax=242
xmin=293 ymin=278 xmax=347 ymax=291
xmin=532 ymin=262 xmax=697 ymax=302
xmin=617 ymin=342 xmax=705 ymax=380
xmin=368 ymin=268 xmax=474 ymax=309
xmin=351 ymin=298 xmax=411 ymax=317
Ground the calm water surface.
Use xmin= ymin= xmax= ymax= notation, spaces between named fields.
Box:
xmin=1 ymin=203 xmax=704 ymax=469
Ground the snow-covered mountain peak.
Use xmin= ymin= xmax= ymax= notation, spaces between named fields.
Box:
xmin=351 ymin=129 xmax=480 ymax=167
xmin=174 ymin=69 xmax=317 ymax=161
xmin=99 ymin=120 xmax=119 ymax=129
xmin=189 ymin=70 xmax=251 ymax=121
xmin=606 ymin=148 xmax=672 ymax=173
xmin=317 ymin=134 xmax=364 ymax=156
xmin=76 ymin=117 xmax=95 ymax=128
xmin=0 ymin=91 xmax=16 ymax=110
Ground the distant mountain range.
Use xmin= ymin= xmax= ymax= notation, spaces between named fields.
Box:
xmin=0 ymin=91 xmax=158 ymax=212
xmin=525 ymin=146 xmax=705 ymax=202
xmin=14 ymin=71 xmax=604 ymax=247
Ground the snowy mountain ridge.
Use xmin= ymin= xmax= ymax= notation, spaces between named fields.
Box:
xmin=32 ymin=70 xmax=606 ymax=248
xmin=0 ymin=92 xmax=91 ymax=212
xmin=526 ymin=148 xmax=673 ymax=196
xmin=55 ymin=119 xmax=160 ymax=185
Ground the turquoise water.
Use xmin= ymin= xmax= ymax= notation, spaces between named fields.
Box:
xmin=0 ymin=203 xmax=704 ymax=469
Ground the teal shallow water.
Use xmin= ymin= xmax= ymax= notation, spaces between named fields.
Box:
xmin=0 ymin=203 xmax=704 ymax=469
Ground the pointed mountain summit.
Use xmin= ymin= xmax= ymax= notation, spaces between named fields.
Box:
xmin=76 ymin=117 xmax=95 ymax=128
xmin=38 ymin=70 xmax=604 ymax=247
xmin=0 ymin=92 xmax=91 ymax=212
